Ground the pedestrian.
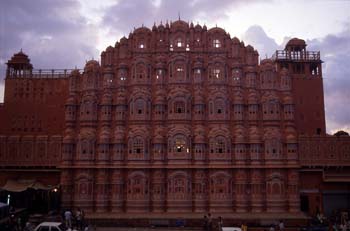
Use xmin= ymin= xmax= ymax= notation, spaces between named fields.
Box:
xmin=64 ymin=209 xmax=72 ymax=228
xmin=217 ymin=216 xmax=223 ymax=231
xmin=279 ymin=220 xmax=284 ymax=231
xmin=76 ymin=208 xmax=83 ymax=230
xmin=203 ymin=215 xmax=208 ymax=231
xmin=208 ymin=213 xmax=213 ymax=231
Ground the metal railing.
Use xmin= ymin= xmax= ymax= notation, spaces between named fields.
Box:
xmin=272 ymin=50 xmax=320 ymax=61
xmin=6 ymin=69 xmax=82 ymax=79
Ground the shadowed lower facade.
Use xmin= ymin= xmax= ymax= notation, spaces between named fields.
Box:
xmin=0 ymin=20 xmax=349 ymax=217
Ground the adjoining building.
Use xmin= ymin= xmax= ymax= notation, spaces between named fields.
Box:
xmin=0 ymin=20 xmax=349 ymax=219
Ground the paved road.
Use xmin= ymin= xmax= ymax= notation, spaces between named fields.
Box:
xmin=95 ymin=228 xmax=201 ymax=231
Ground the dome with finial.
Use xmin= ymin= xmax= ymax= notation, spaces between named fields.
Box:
xmin=7 ymin=49 xmax=33 ymax=69
xmin=194 ymin=23 xmax=202 ymax=31
xmin=84 ymin=59 xmax=100 ymax=71
xmin=158 ymin=21 xmax=165 ymax=30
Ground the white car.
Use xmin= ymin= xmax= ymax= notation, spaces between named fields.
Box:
xmin=222 ymin=227 xmax=243 ymax=231
xmin=34 ymin=222 xmax=73 ymax=231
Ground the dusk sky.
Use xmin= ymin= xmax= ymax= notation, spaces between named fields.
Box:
xmin=0 ymin=0 xmax=349 ymax=133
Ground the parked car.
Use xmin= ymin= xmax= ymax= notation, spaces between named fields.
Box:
xmin=223 ymin=227 xmax=242 ymax=231
xmin=34 ymin=222 xmax=69 ymax=231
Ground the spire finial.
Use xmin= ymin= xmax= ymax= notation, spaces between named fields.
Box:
xmin=178 ymin=11 xmax=180 ymax=20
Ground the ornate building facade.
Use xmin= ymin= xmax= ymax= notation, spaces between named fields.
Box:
xmin=0 ymin=20 xmax=349 ymax=216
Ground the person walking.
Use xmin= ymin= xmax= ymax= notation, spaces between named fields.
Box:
xmin=203 ymin=215 xmax=209 ymax=231
xmin=217 ymin=216 xmax=223 ymax=231
xmin=208 ymin=213 xmax=213 ymax=231
xmin=64 ymin=209 xmax=72 ymax=228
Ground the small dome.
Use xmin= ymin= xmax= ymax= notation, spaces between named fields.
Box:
xmin=194 ymin=133 xmax=206 ymax=143
xmin=7 ymin=50 xmax=33 ymax=69
xmin=84 ymin=60 xmax=100 ymax=71
xmin=154 ymin=94 xmax=166 ymax=104
xmin=101 ymin=94 xmax=112 ymax=105
xmin=232 ymin=37 xmax=240 ymax=43
xmin=248 ymin=92 xmax=258 ymax=104
xmin=158 ymin=23 xmax=165 ymax=30
xmin=194 ymin=94 xmax=205 ymax=104
xmin=193 ymin=60 xmax=203 ymax=69
xmin=103 ymin=66 xmax=113 ymax=73
xmin=79 ymin=128 xmax=96 ymax=140
xmin=118 ymin=62 xmax=128 ymax=69
xmin=286 ymin=38 xmax=306 ymax=47
xmin=65 ymin=96 xmax=77 ymax=105
xmin=171 ymin=19 xmax=189 ymax=30
xmin=286 ymin=134 xmax=297 ymax=143
xmin=249 ymin=127 xmax=260 ymax=143
xmin=153 ymin=133 xmax=165 ymax=143
xmin=106 ymin=46 xmax=114 ymax=52
xmin=99 ymin=128 xmax=110 ymax=143
xmin=233 ymin=126 xmax=245 ymax=143
xmin=70 ymin=69 xmax=80 ymax=76
xmin=280 ymin=67 xmax=289 ymax=75
xmin=194 ymin=24 xmax=202 ymax=31
xmin=63 ymin=128 xmax=75 ymax=143
xmin=155 ymin=61 xmax=166 ymax=69
xmin=113 ymin=127 xmax=125 ymax=143
xmin=194 ymin=126 xmax=206 ymax=143
xmin=283 ymin=95 xmax=293 ymax=104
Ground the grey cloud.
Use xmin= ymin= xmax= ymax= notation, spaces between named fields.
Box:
xmin=241 ymin=25 xmax=280 ymax=58
xmin=307 ymin=27 xmax=350 ymax=133
xmin=0 ymin=0 xmax=99 ymax=83
xmin=102 ymin=0 xmax=268 ymax=36
xmin=241 ymin=24 xmax=350 ymax=133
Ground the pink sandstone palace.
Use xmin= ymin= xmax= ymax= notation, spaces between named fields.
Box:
xmin=0 ymin=20 xmax=349 ymax=219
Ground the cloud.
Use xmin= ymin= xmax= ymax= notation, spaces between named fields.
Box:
xmin=241 ymin=24 xmax=350 ymax=133
xmin=241 ymin=25 xmax=280 ymax=58
xmin=102 ymin=0 xmax=267 ymax=36
xmin=0 ymin=0 xmax=99 ymax=84
xmin=307 ymin=26 xmax=350 ymax=134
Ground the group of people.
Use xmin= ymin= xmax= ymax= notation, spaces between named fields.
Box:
xmin=203 ymin=213 xmax=224 ymax=231
xmin=64 ymin=208 xmax=86 ymax=231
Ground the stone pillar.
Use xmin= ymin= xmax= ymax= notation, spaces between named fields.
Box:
xmin=110 ymin=169 xmax=124 ymax=212
xmin=193 ymin=170 xmax=207 ymax=212
xmin=151 ymin=169 xmax=165 ymax=212
xmin=287 ymin=169 xmax=300 ymax=212
xmin=60 ymin=169 xmax=73 ymax=209
xmin=235 ymin=169 xmax=248 ymax=212
xmin=94 ymin=169 xmax=109 ymax=213
xmin=73 ymin=169 xmax=94 ymax=212
xmin=250 ymin=169 xmax=264 ymax=212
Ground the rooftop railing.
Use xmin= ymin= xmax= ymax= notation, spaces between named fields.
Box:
xmin=6 ymin=69 xmax=83 ymax=79
xmin=272 ymin=50 xmax=320 ymax=61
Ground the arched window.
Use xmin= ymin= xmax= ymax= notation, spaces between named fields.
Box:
xmin=176 ymin=37 xmax=184 ymax=47
xmin=175 ymin=65 xmax=185 ymax=79
xmin=210 ymin=136 xmax=226 ymax=154
xmin=135 ymin=63 xmax=147 ymax=80
xmin=129 ymin=136 xmax=144 ymax=154
xmin=232 ymin=68 xmax=242 ymax=85
xmin=265 ymin=139 xmax=282 ymax=159
xmin=213 ymin=39 xmax=221 ymax=48
xmin=215 ymin=98 xmax=225 ymax=114
xmin=135 ymin=98 xmax=144 ymax=114
xmin=281 ymin=74 xmax=291 ymax=90
xmin=174 ymin=100 xmax=185 ymax=114
xmin=210 ymin=68 xmax=221 ymax=79
xmin=171 ymin=134 xmax=188 ymax=153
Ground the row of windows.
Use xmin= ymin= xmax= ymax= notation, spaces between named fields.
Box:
xmin=137 ymin=38 xmax=222 ymax=50
xmin=69 ymin=103 xmax=294 ymax=120
xmin=72 ymin=140 xmax=296 ymax=156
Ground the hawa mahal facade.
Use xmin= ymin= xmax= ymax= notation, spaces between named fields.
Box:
xmin=0 ymin=20 xmax=349 ymax=217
